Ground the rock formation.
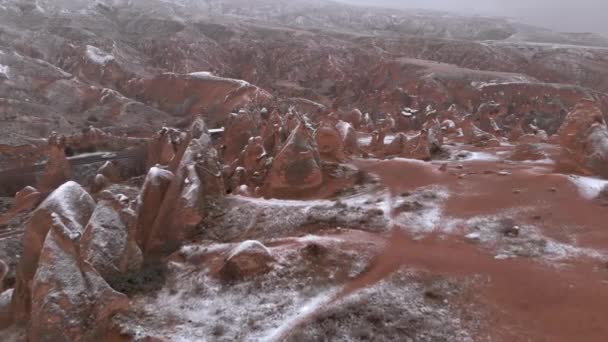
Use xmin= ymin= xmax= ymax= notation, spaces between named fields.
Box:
xmin=219 ymin=240 xmax=274 ymax=283
xmin=558 ymin=101 xmax=608 ymax=177
xmin=80 ymin=191 xmax=143 ymax=282
xmin=29 ymin=215 xmax=129 ymax=341
xmin=265 ymin=122 xmax=323 ymax=198
xmin=38 ymin=134 xmax=71 ymax=192
xmin=145 ymin=123 xmax=224 ymax=256
xmin=11 ymin=182 xmax=96 ymax=322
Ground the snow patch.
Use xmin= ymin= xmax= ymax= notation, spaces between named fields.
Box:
xmin=568 ymin=175 xmax=608 ymax=199
xmin=231 ymin=195 xmax=333 ymax=208
xmin=0 ymin=64 xmax=9 ymax=78
xmin=457 ymin=215 xmax=606 ymax=261
xmin=456 ymin=151 xmax=500 ymax=162
xmin=358 ymin=136 xmax=372 ymax=146
xmin=188 ymin=71 xmax=251 ymax=88
xmin=392 ymin=186 xmax=451 ymax=234
xmin=227 ymin=240 xmax=272 ymax=260
xmin=86 ymin=45 xmax=114 ymax=65
xmin=336 ymin=121 xmax=352 ymax=140
xmin=261 ymin=290 xmax=337 ymax=341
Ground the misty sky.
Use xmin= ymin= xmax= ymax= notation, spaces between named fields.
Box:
xmin=338 ymin=0 xmax=608 ymax=34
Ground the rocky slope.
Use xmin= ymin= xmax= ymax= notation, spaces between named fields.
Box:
xmin=1 ymin=0 xmax=608 ymax=341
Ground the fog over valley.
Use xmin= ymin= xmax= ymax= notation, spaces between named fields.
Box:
xmin=338 ymin=0 xmax=608 ymax=34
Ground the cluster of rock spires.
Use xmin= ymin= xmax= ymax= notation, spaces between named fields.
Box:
xmin=1 ymin=91 xmax=608 ymax=339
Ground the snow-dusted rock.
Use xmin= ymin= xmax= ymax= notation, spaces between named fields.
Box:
xmin=558 ymin=101 xmax=608 ymax=177
xmin=0 ymin=288 xmax=13 ymax=329
xmin=265 ymin=122 xmax=323 ymax=197
xmin=316 ymin=122 xmax=345 ymax=161
xmin=97 ymin=161 xmax=122 ymax=183
xmin=38 ymin=136 xmax=71 ymax=192
xmin=11 ymin=182 xmax=95 ymax=321
xmin=29 ymin=215 xmax=129 ymax=342
xmin=146 ymin=127 xmax=224 ymax=255
xmin=81 ymin=192 xmax=143 ymax=282
xmin=220 ymin=240 xmax=274 ymax=282
xmin=136 ymin=167 xmax=174 ymax=249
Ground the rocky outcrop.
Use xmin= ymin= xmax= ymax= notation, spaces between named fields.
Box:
xmin=81 ymin=192 xmax=143 ymax=282
xmin=11 ymin=182 xmax=96 ymax=322
xmin=29 ymin=215 xmax=129 ymax=341
xmin=336 ymin=120 xmax=360 ymax=156
xmin=91 ymin=174 xmax=111 ymax=194
xmin=462 ymin=117 xmax=500 ymax=148
xmin=0 ymin=259 xmax=7 ymax=291
xmin=135 ymin=167 xmax=175 ymax=249
xmin=509 ymin=143 xmax=546 ymax=161
xmin=97 ymin=161 xmax=122 ymax=183
xmin=146 ymin=125 xmax=224 ymax=256
xmin=265 ymin=122 xmax=323 ymax=198
xmin=558 ymin=101 xmax=608 ymax=177
xmin=316 ymin=122 xmax=345 ymax=161
xmin=222 ymin=110 xmax=261 ymax=163
xmin=146 ymin=127 xmax=187 ymax=168
xmin=38 ymin=134 xmax=71 ymax=192
xmin=384 ymin=133 xmax=410 ymax=157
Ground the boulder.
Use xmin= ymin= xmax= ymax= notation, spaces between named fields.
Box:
xmin=219 ymin=240 xmax=274 ymax=282
xmin=91 ymin=174 xmax=111 ymax=194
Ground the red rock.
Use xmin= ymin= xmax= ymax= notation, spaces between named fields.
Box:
xmin=558 ymin=101 xmax=608 ymax=177
xmin=336 ymin=120 xmax=360 ymax=156
xmin=265 ymin=122 xmax=323 ymax=197
xmin=11 ymin=181 xmax=96 ymax=322
xmin=81 ymin=192 xmax=143 ymax=282
xmin=135 ymin=167 xmax=174 ymax=248
xmin=0 ymin=186 xmax=42 ymax=223
xmin=146 ymin=127 xmax=187 ymax=168
xmin=0 ymin=288 xmax=12 ymax=329
xmin=0 ymin=259 xmax=7 ymax=292
xmin=219 ymin=240 xmax=274 ymax=282
xmin=29 ymin=215 xmax=129 ymax=341
xmin=462 ymin=116 xmax=499 ymax=147
xmin=315 ymin=122 xmax=345 ymax=161
xmin=222 ymin=110 xmax=261 ymax=163
xmin=384 ymin=133 xmax=409 ymax=157
xmin=146 ymin=125 xmax=224 ymax=256
xmin=38 ymin=134 xmax=71 ymax=192
xmin=98 ymin=161 xmax=122 ymax=183
xmin=510 ymin=144 xmax=546 ymax=161
xmin=91 ymin=174 xmax=111 ymax=194
xmin=241 ymin=136 xmax=269 ymax=177
xmin=408 ymin=130 xmax=432 ymax=161
xmin=338 ymin=108 xmax=363 ymax=129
